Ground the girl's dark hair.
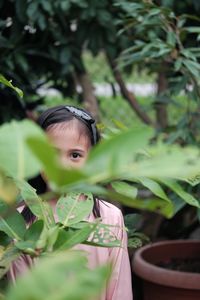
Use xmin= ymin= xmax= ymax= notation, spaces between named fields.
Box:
xmin=37 ymin=105 xmax=100 ymax=145
xmin=22 ymin=105 xmax=101 ymax=222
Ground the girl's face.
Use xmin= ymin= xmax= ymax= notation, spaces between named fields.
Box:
xmin=46 ymin=120 xmax=91 ymax=169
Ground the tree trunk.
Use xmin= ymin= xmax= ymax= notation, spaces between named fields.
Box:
xmin=154 ymin=72 xmax=168 ymax=129
xmin=77 ymin=72 xmax=99 ymax=121
xmin=107 ymin=56 xmax=154 ymax=126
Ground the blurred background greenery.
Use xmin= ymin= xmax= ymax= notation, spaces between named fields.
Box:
xmin=1 ymin=1 xmax=200 ymax=299
xmin=1 ymin=0 xmax=200 ymax=247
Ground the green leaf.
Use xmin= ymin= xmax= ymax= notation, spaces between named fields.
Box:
xmin=111 ymin=119 xmax=128 ymax=130
xmin=16 ymin=180 xmax=55 ymax=226
xmin=175 ymin=58 xmax=183 ymax=71
xmin=138 ymin=177 xmax=170 ymax=202
xmin=0 ymin=120 xmax=43 ymax=180
xmin=40 ymin=1 xmax=52 ymax=14
xmin=60 ymin=1 xmax=71 ymax=11
xmin=159 ymin=179 xmax=200 ymax=208
xmin=0 ymin=74 xmax=23 ymax=98
xmin=89 ymin=185 xmax=173 ymax=218
xmin=86 ymin=222 xmax=121 ymax=248
xmin=0 ymin=201 xmax=8 ymax=215
xmin=167 ymin=31 xmax=176 ymax=47
xmin=128 ymin=237 xmax=143 ymax=248
xmin=0 ymin=245 xmax=20 ymax=279
xmin=124 ymin=214 xmax=141 ymax=231
xmin=111 ymin=181 xmax=137 ymax=198
xmin=0 ymin=206 xmax=26 ymax=240
xmin=184 ymin=26 xmax=200 ymax=33
xmin=183 ymin=59 xmax=200 ymax=78
xmin=170 ymin=195 xmax=186 ymax=215
xmin=0 ymin=231 xmax=12 ymax=247
xmin=59 ymin=182 xmax=173 ymax=218
xmin=0 ymin=170 xmax=18 ymax=203
xmin=27 ymin=2 xmax=39 ymax=19
xmin=15 ymin=240 xmax=36 ymax=254
xmin=71 ymin=221 xmax=121 ymax=248
xmin=85 ymin=126 xmax=154 ymax=181
xmin=54 ymin=224 xmax=97 ymax=250
xmin=45 ymin=225 xmax=60 ymax=251
xmin=123 ymin=143 xmax=200 ymax=182
xmin=35 ymin=224 xmax=49 ymax=250
xmin=107 ymin=189 xmax=174 ymax=218
xmin=6 ymin=251 xmax=110 ymax=300
xmin=25 ymin=220 xmax=44 ymax=242
xmin=56 ymin=192 xmax=93 ymax=226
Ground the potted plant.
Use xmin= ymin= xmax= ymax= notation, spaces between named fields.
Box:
xmin=133 ymin=239 xmax=200 ymax=300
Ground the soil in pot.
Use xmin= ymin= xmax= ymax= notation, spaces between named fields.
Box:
xmin=157 ymin=257 xmax=200 ymax=273
xmin=133 ymin=240 xmax=200 ymax=300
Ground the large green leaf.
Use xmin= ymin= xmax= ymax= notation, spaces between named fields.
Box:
xmin=85 ymin=126 xmax=154 ymax=181
xmin=122 ymin=144 xmax=200 ymax=181
xmin=6 ymin=251 xmax=110 ymax=300
xmin=0 ymin=120 xmax=43 ymax=180
xmin=0 ymin=203 xmax=26 ymax=240
xmin=27 ymin=126 xmax=200 ymax=194
xmin=56 ymin=192 xmax=93 ymax=226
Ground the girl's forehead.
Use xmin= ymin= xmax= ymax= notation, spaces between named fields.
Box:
xmin=46 ymin=120 xmax=91 ymax=148
xmin=46 ymin=119 xmax=78 ymax=132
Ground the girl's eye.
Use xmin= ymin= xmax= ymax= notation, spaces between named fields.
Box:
xmin=71 ymin=152 xmax=81 ymax=159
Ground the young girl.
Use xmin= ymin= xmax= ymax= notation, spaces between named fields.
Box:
xmin=9 ymin=105 xmax=133 ymax=300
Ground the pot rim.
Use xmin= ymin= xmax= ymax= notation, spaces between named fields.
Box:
xmin=133 ymin=239 xmax=200 ymax=290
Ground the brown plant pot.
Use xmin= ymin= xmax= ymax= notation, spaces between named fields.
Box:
xmin=133 ymin=240 xmax=200 ymax=300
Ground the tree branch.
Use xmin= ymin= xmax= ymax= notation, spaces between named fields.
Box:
xmin=107 ymin=55 xmax=154 ymax=126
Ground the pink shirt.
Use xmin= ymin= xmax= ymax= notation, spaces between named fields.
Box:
xmin=9 ymin=200 xmax=133 ymax=300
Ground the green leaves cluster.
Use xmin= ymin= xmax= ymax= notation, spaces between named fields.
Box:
xmin=0 ymin=0 xmax=132 ymax=120
xmin=6 ymin=251 xmax=110 ymax=300
xmin=1 ymin=119 xmax=200 ymax=298
xmin=117 ymin=0 xmax=200 ymax=144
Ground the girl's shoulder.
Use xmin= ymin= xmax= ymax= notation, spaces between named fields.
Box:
xmin=98 ymin=200 xmax=123 ymax=225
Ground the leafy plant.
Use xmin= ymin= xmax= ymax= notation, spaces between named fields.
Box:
xmin=117 ymin=0 xmax=200 ymax=142
xmin=124 ymin=213 xmax=150 ymax=249
xmin=1 ymin=118 xmax=200 ymax=298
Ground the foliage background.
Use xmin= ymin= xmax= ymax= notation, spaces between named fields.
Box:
xmin=1 ymin=0 xmax=200 ymax=298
